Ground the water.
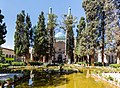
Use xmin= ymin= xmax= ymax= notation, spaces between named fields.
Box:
xmin=14 ymin=69 xmax=114 ymax=88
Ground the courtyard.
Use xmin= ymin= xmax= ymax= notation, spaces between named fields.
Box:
xmin=0 ymin=0 xmax=120 ymax=88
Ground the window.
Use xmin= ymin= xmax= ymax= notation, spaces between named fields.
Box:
xmin=6 ymin=54 xmax=8 ymax=58
xmin=12 ymin=55 xmax=14 ymax=58
xmin=9 ymin=55 xmax=11 ymax=58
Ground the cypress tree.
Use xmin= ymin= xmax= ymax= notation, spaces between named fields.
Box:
xmin=14 ymin=10 xmax=31 ymax=61
xmin=82 ymin=0 xmax=104 ymax=65
xmin=105 ymin=0 xmax=120 ymax=64
xmin=61 ymin=13 xmax=77 ymax=63
xmin=23 ymin=14 xmax=31 ymax=61
xmin=34 ymin=11 xmax=49 ymax=61
xmin=47 ymin=10 xmax=57 ymax=61
xmin=75 ymin=17 xmax=86 ymax=62
xmin=0 ymin=10 xmax=7 ymax=59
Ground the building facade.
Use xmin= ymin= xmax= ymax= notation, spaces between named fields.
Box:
xmin=2 ymin=47 xmax=15 ymax=59
xmin=54 ymin=31 xmax=66 ymax=63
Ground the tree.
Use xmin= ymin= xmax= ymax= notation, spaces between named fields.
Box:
xmin=34 ymin=11 xmax=49 ymax=61
xmin=82 ymin=0 xmax=104 ymax=65
xmin=61 ymin=9 xmax=77 ymax=63
xmin=23 ymin=14 xmax=31 ymax=60
xmin=75 ymin=17 xmax=86 ymax=62
xmin=105 ymin=0 xmax=120 ymax=64
xmin=0 ymin=10 xmax=7 ymax=59
xmin=47 ymin=8 xmax=57 ymax=61
xmin=14 ymin=10 xmax=32 ymax=61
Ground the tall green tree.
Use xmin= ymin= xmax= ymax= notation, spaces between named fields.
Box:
xmin=82 ymin=0 xmax=104 ymax=65
xmin=47 ymin=9 xmax=57 ymax=61
xmin=61 ymin=11 xmax=77 ymax=63
xmin=34 ymin=11 xmax=49 ymax=61
xmin=105 ymin=0 xmax=120 ymax=64
xmin=75 ymin=17 xmax=86 ymax=62
xmin=14 ymin=10 xmax=32 ymax=61
xmin=23 ymin=14 xmax=31 ymax=60
xmin=0 ymin=10 xmax=7 ymax=59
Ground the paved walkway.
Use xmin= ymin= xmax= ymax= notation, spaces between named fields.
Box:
xmin=0 ymin=73 xmax=23 ymax=80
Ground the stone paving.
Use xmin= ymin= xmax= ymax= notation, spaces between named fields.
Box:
xmin=0 ymin=73 xmax=23 ymax=81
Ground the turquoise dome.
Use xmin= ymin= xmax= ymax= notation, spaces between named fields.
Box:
xmin=55 ymin=32 xmax=65 ymax=40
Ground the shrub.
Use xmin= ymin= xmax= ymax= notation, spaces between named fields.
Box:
xmin=109 ymin=64 xmax=120 ymax=68
xmin=46 ymin=63 xmax=59 ymax=67
xmin=6 ymin=77 xmax=13 ymax=82
xmin=107 ymin=75 xmax=114 ymax=81
xmin=0 ymin=63 xmax=10 ymax=68
xmin=11 ymin=62 xmax=25 ymax=66
xmin=29 ymin=62 xmax=43 ymax=66
xmin=77 ymin=62 xmax=86 ymax=65
xmin=0 ymin=80 xmax=5 ymax=85
xmin=94 ymin=62 xmax=103 ymax=66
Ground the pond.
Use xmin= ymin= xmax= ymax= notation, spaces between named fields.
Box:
xmin=13 ymin=69 xmax=114 ymax=88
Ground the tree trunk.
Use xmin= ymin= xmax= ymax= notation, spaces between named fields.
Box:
xmin=91 ymin=54 xmax=94 ymax=66
xmin=90 ymin=50 xmax=95 ymax=66
xmin=117 ymin=52 xmax=120 ymax=64
xmin=43 ymin=56 xmax=45 ymax=62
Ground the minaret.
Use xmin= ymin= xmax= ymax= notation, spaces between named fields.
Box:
xmin=49 ymin=7 xmax=52 ymax=14
xmin=68 ymin=6 xmax=71 ymax=16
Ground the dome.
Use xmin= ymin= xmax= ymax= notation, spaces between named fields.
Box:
xmin=55 ymin=32 xmax=65 ymax=40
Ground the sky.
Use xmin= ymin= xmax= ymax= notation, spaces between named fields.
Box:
xmin=0 ymin=0 xmax=85 ymax=49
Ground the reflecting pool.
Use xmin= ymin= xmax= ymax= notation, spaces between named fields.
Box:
xmin=14 ymin=69 xmax=114 ymax=88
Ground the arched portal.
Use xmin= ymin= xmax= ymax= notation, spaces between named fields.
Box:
xmin=58 ymin=54 xmax=63 ymax=63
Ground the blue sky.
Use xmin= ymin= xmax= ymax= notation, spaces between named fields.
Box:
xmin=0 ymin=0 xmax=85 ymax=49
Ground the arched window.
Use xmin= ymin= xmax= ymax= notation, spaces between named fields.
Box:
xmin=9 ymin=55 xmax=11 ymax=58
xmin=12 ymin=55 xmax=14 ymax=58
xmin=6 ymin=54 xmax=8 ymax=58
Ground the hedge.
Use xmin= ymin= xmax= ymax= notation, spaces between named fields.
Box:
xmin=109 ymin=64 xmax=120 ymax=68
xmin=46 ymin=63 xmax=59 ymax=67
xmin=5 ymin=58 xmax=14 ymax=61
xmin=0 ymin=63 xmax=10 ymax=68
xmin=77 ymin=62 xmax=86 ymax=65
xmin=29 ymin=62 xmax=43 ymax=66
xmin=94 ymin=62 xmax=103 ymax=66
xmin=11 ymin=62 xmax=25 ymax=66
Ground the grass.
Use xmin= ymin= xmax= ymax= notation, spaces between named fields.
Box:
xmin=5 ymin=58 xmax=14 ymax=61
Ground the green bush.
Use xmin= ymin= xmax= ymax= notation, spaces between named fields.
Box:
xmin=107 ymin=75 xmax=114 ymax=81
xmin=77 ymin=62 xmax=86 ymax=65
xmin=11 ymin=62 xmax=25 ymax=66
xmin=0 ymin=63 xmax=10 ymax=68
xmin=109 ymin=64 xmax=120 ymax=68
xmin=29 ymin=62 xmax=43 ymax=66
xmin=6 ymin=77 xmax=13 ymax=82
xmin=46 ymin=63 xmax=59 ymax=67
xmin=0 ymin=80 xmax=5 ymax=85
xmin=94 ymin=62 xmax=103 ymax=66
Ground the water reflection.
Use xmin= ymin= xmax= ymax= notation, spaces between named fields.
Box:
xmin=86 ymin=69 xmax=90 ymax=78
xmin=4 ymin=84 xmax=14 ymax=88
xmin=11 ymin=69 xmax=114 ymax=88
xmin=28 ymin=70 xmax=34 ymax=86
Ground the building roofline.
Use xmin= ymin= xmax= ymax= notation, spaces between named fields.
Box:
xmin=2 ymin=47 xmax=14 ymax=51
